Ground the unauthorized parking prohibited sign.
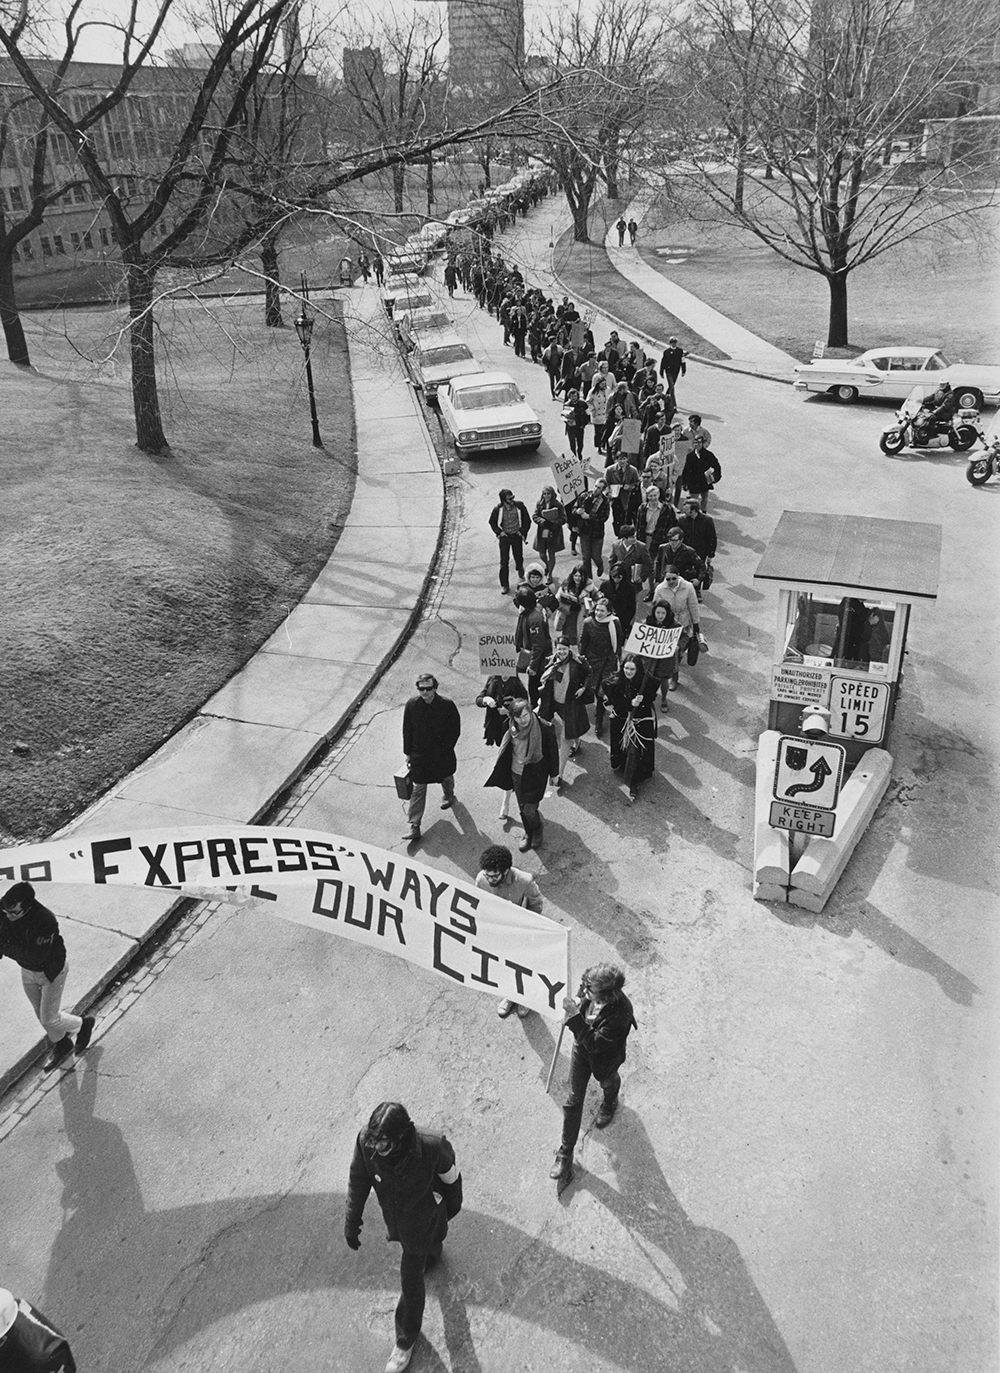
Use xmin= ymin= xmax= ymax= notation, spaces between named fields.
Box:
xmin=773 ymin=736 xmax=846 ymax=812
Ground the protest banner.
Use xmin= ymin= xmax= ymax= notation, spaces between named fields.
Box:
xmin=479 ymin=632 xmax=517 ymax=674
xmin=623 ymin=623 xmax=682 ymax=659
xmin=620 ymin=418 xmax=642 ymax=455
xmin=0 ymin=827 xmax=570 ymax=1018
xmin=551 ymin=452 xmax=586 ymax=507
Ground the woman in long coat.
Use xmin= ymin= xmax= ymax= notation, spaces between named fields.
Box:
xmin=532 ymin=486 xmax=566 ymax=577
xmin=603 ymin=655 xmax=659 ymax=803
xmin=537 ymin=639 xmax=592 ymax=783
xmin=476 ymin=674 xmax=526 ymax=820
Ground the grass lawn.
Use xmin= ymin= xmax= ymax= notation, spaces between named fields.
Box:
xmin=553 ymin=196 xmax=729 ymax=361
xmin=639 ymin=186 xmax=1000 ymax=363
xmin=1 ymin=294 xmax=354 ymax=841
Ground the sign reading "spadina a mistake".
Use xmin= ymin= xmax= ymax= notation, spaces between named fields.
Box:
xmin=478 ymin=632 xmax=517 ymax=673
xmin=0 ymin=827 xmax=570 ymax=1019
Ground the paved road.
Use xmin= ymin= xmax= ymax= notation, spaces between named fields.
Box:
xmin=2 ymin=205 xmax=997 ymax=1373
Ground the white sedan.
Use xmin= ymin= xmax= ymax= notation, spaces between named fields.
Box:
xmin=405 ymin=331 xmax=482 ymax=403
xmin=438 ymin=371 xmax=543 ymax=455
xmin=793 ymin=347 xmax=1000 ymax=409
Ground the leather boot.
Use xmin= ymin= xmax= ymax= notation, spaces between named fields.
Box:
xmin=549 ymin=1147 xmax=573 ymax=1181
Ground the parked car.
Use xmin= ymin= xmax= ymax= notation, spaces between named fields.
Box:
xmin=381 ymin=276 xmax=434 ymax=317
xmin=405 ymin=330 xmax=482 ymax=403
xmin=385 ymin=249 xmax=424 ymax=278
xmin=397 ymin=307 xmax=453 ymax=345
xmin=793 ymin=347 xmax=1000 ymax=408
xmin=438 ymin=370 xmax=543 ymax=455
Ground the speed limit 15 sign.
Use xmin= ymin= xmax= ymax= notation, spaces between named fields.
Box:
xmin=828 ymin=677 xmax=889 ymax=742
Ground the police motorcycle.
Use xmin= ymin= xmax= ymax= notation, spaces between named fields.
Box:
xmin=965 ymin=412 xmax=1000 ymax=486
xmin=878 ymin=385 xmax=982 ymax=456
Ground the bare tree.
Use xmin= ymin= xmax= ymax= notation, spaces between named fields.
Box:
xmin=535 ymin=0 xmax=673 ymax=242
xmin=673 ymin=0 xmax=999 ymax=346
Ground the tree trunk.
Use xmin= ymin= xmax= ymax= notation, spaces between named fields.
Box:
xmin=0 ymin=248 xmax=30 ymax=365
xmin=261 ymin=235 xmax=282 ymax=327
xmin=826 ymin=271 xmax=850 ymax=348
xmin=734 ymin=153 xmax=745 ymax=212
xmin=606 ymin=158 xmax=620 ymax=200
xmin=570 ymin=188 xmax=591 ymax=243
xmin=125 ymin=253 xmax=168 ymax=454
xmin=392 ymin=163 xmax=405 ymax=214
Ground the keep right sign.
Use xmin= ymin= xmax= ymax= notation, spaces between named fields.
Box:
xmin=827 ymin=677 xmax=890 ymax=743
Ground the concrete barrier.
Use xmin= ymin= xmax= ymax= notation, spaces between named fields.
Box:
xmin=787 ymin=748 xmax=893 ymax=911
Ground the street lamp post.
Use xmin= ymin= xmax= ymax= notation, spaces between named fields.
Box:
xmin=293 ymin=273 xmax=323 ymax=449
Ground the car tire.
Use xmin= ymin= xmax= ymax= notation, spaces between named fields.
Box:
xmin=832 ymin=385 xmax=858 ymax=403
xmin=524 ymin=441 xmax=542 ymax=452
xmin=955 ymin=387 xmax=983 ymax=410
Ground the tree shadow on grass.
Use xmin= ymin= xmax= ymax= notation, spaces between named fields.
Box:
xmin=46 ymin=1057 xmax=796 ymax=1373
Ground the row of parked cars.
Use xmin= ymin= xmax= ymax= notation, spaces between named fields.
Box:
xmin=377 ymin=170 xmax=550 ymax=457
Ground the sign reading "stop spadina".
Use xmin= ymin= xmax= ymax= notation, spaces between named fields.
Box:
xmin=0 ymin=827 xmax=570 ymax=1019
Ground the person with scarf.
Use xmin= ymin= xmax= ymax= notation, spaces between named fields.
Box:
xmin=476 ymin=675 xmax=526 ymax=820
xmin=603 ymin=655 xmax=659 ymax=802
xmin=549 ymin=964 xmax=638 ymax=1186
xmin=537 ymin=637 xmax=592 ymax=783
xmin=579 ymin=596 xmax=623 ymax=738
xmin=639 ymin=601 xmax=679 ymax=712
xmin=554 ymin=562 xmax=593 ymax=645
xmin=513 ymin=587 xmax=551 ymax=707
xmin=531 ymin=486 xmax=566 ymax=579
xmin=345 ymin=1102 xmax=463 ymax=1373
xmin=485 ymin=695 xmax=559 ymax=851
xmin=636 ymin=484 xmax=679 ymax=588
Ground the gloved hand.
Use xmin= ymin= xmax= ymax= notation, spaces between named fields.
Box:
xmin=345 ymin=1223 xmax=361 ymax=1251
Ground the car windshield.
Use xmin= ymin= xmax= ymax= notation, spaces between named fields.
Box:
xmin=453 ymin=383 xmax=521 ymax=410
xmin=398 ymin=294 xmax=433 ymax=310
xmin=422 ymin=345 xmax=474 ymax=366
xmin=407 ymin=312 xmax=451 ymax=331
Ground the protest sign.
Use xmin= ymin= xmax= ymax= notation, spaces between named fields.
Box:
xmin=569 ymin=319 xmax=585 ymax=349
xmin=623 ymin=623 xmax=682 ymax=659
xmin=620 ymin=419 xmax=642 ymax=455
xmin=479 ymin=633 xmax=517 ymax=674
xmin=0 ymin=827 xmax=570 ymax=1018
xmin=551 ymin=452 xmax=586 ymax=507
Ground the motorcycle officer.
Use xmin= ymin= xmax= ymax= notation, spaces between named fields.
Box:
xmin=914 ymin=381 xmax=959 ymax=443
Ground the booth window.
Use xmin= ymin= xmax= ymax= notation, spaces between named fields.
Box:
xmin=782 ymin=595 xmax=894 ymax=671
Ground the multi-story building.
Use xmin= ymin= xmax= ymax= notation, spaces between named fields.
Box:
xmin=447 ymin=0 xmax=524 ymax=92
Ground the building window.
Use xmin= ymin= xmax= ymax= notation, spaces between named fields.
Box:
xmin=109 ymin=130 xmax=129 ymax=158
xmin=70 ymin=231 xmax=81 ymax=249
xmin=83 ymin=231 xmax=93 ymax=249
xmin=99 ymin=228 xmax=109 ymax=246
xmin=72 ymin=184 xmax=88 ymax=203
xmin=22 ymin=239 xmax=33 ymax=258
xmin=9 ymin=185 xmax=24 ymax=211
xmin=41 ymin=237 xmax=52 ymax=257
xmin=50 ymin=132 xmax=72 ymax=162
xmin=53 ymin=234 xmax=65 ymax=254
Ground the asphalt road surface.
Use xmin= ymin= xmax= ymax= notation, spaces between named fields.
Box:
xmin=3 ymin=210 xmax=997 ymax=1373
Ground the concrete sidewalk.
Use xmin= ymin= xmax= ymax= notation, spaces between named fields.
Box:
xmin=0 ymin=288 xmax=444 ymax=1093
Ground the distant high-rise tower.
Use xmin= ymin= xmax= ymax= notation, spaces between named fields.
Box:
xmin=447 ymin=0 xmax=524 ymax=91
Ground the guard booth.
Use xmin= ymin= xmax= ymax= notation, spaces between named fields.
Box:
xmin=751 ymin=512 xmax=940 ymax=910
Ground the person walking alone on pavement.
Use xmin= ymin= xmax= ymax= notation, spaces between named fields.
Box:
xmin=550 ymin=964 xmax=637 ymax=1186
xmin=0 ymin=883 xmax=94 ymax=1071
xmin=489 ymin=488 xmax=531 ymax=595
xmin=0 ymin=1287 xmax=77 ymax=1371
xmin=485 ymin=695 xmax=559 ymax=852
xmin=401 ymin=676 xmax=461 ymax=844
xmin=345 ymin=1102 xmax=463 ymax=1373
xmin=659 ymin=337 xmax=686 ymax=395
xmin=475 ymin=845 xmax=543 ymax=1020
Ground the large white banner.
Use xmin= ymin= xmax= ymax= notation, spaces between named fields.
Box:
xmin=0 ymin=827 xmax=569 ymax=1019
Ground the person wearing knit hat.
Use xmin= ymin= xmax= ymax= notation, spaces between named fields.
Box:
xmin=344 ymin=1103 xmax=463 ymax=1373
xmin=0 ymin=1287 xmax=77 ymax=1370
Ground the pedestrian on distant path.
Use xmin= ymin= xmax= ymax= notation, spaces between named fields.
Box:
xmin=0 ymin=883 xmax=95 ymax=1072
xmin=345 ymin=1103 xmax=463 ymax=1373
xmin=489 ymin=488 xmax=531 ymax=595
xmin=531 ymin=486 xmax=566 ymax=579
xmin=358 ymin=252 xmax=372 ymax=284
xmin=0 ymin=1287 xmax=77 ymax=1371
xmin=373 ymin=253 xmax=385 ymax=286
xmin=485 ymin=695 xmax=559 ymax=852
xmin=401 ymin=675 xmax=461 ymax=844
xmin=603 ymin=655 xmax=659 ymax=802
xmin=443 ymin=260 xmax=458 ymax=297
xmin=550 ymin=964 xmax=638 ymax=1186
xmin=476 ymin=845 xmax=543 ymax=1019
xmin=627 ymin=218 xmax=638 ymax=246
xmin=476 ymin=675 xmax=525 ymax=821
xmin=616 ymin=216 xmax=627 ymax=246
xmin=659 ymin=337 xmax=686 ymax=394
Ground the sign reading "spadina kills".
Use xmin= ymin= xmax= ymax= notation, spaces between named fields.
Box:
xmin=623 ymin=623 xmax=682 ymax=659
xmin=0 ymin=827 xmax=570 ymax=1019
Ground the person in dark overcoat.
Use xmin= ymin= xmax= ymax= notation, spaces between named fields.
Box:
xmin=345 ymin=1102 xmax=463 ymax=1373
xmin=485 ymin=695 xmax=559 ymax=852
xmin=536 ymin=639 xmax=592 ymax=782
xmin=603 ymin=655 xmax=659 ymax=802
xmin=476 ymin=675 xmax=526 ymax=820
xmin=401 ymin=674 xmax=461 ymax=842
xmin=550 ymin=964 xmax=638 ymax=1185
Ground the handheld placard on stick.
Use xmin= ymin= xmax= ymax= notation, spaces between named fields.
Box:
xmin=544 ymin=934 xmax=573 ymax=1095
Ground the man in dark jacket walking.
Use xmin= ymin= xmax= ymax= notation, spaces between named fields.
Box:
xmin=345 ymin=1103 xmax=463 ymax=1373
xmin=0 ymin=883 xmax=94 ymax=1071
xmin=402 ymin=676 xmax=461 ymax=843
xmin=485 ymin=695 xmax=559 ymax=851
xmin=659 ymin=337 xmax=686 ymax=394
xmin=550 ymin=964 xmax=637 ymax=1185
xmin=488 ymin=489 xmax=531 ymax=594
xmin=679 ymin=496 xmax=718 ymax=596
xmin=0 ymin=1288 xmax=76 ymax=1372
